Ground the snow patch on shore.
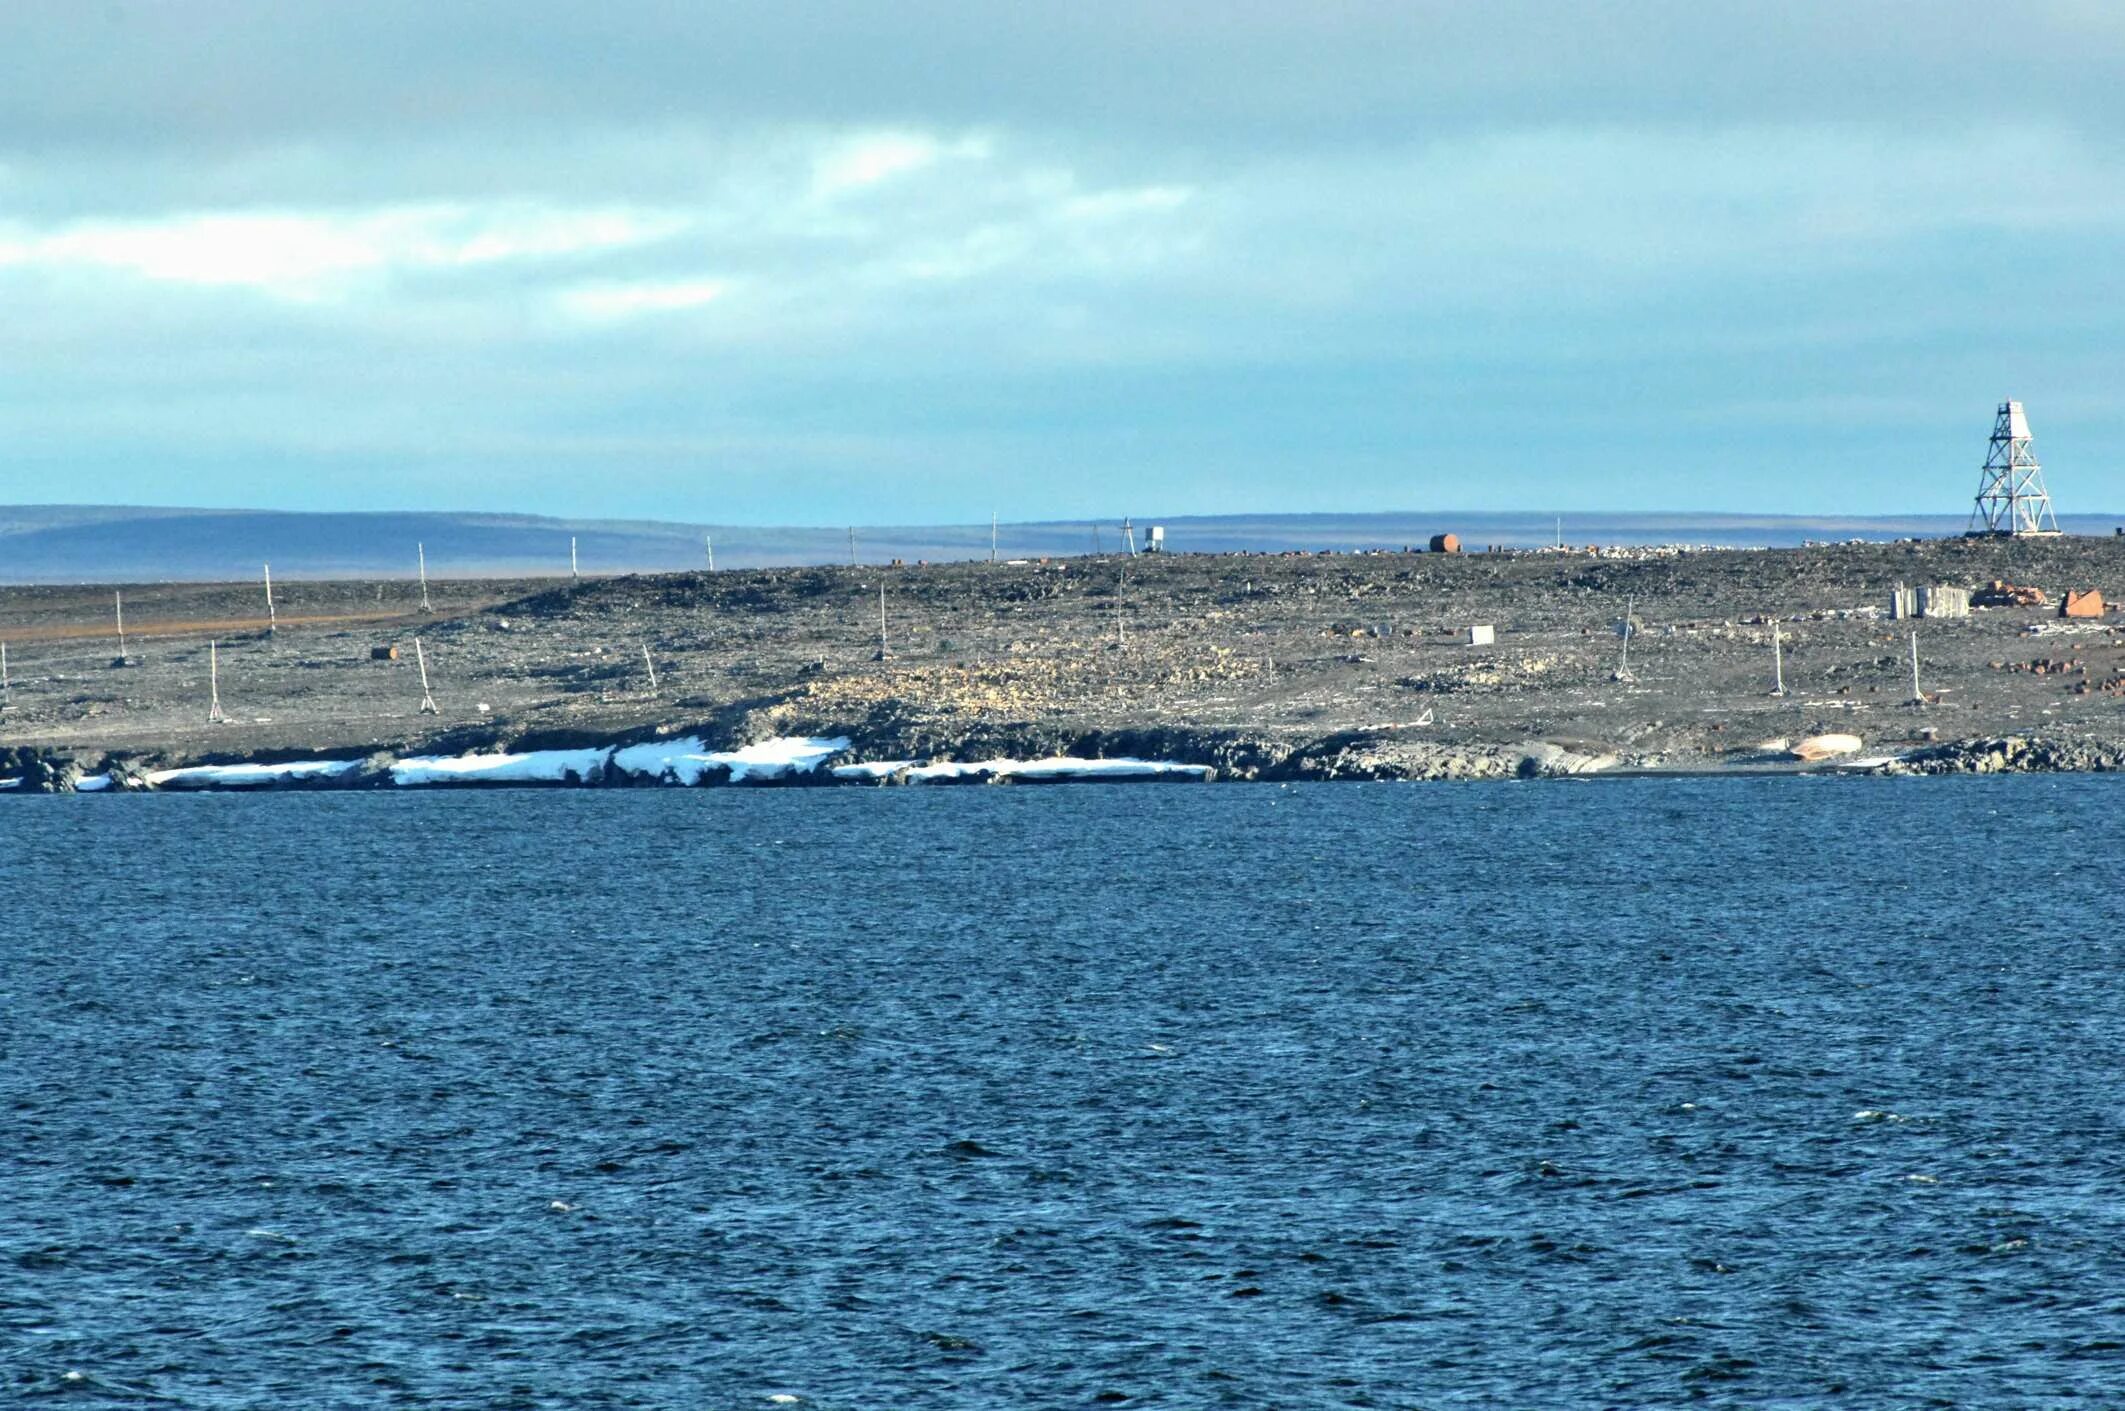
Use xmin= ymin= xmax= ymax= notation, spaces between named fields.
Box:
xmin=833 ymin=755 xmax=1213 ymax=784
xmin=391 ymin=747 xmax=613 ymax=786
xmin=611 ymin=735 xmax=850 ymax=784
xmin=150 ymin=760 xmax=362 ymax=789
xmin=19 ymin=739 xmax=1204 ymax=793
xmin=832 ymin=760 xmax=914 ymax=781
xmin=387 ymin=736 xmax=850 ymax=787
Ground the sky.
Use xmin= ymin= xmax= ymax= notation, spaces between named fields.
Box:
xmin=3 ymin=1 xmax=2122 ymax=524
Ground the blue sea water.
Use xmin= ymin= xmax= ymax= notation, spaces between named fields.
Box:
xmin=3 ymin=779 xmax=2123 ymax=1409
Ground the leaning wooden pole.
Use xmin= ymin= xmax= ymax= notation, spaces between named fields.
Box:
xmin=415 ymin=636 xmax=439 ymax=715
xmin=264 ymin=562 xmax=277 ymax=634
xmin=418 ymin=542 xmax=433 ymax=613
xmin=113 ymin=590 xmax=129 ymax=664
xmin=206 ymin=640 xmax=228 ymax=724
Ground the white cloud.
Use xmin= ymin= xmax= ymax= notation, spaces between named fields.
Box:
xmin=810 ymin=129 xmax=990 ymax=197
xmin=557 ymin=276 xmax=730 ymax=320
xmin=0 ymin=203 xmax=686 ymax=300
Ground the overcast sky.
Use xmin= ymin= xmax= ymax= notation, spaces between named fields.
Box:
xmin=3 ymin=2 xmax=2121 ymax=523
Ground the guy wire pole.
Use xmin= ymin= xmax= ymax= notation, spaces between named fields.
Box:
xmin=1117 ymin=564 xmax=1128 ymax=650
xmin=1910 ymin=630 xmax=1923 ymax=705
xmin=415 ymin=636 xmax=439 ymax=714
xmin=418 ymin=542 xmax=433 ymax=613
xmin=1622 ymin=595 xmax=1633 ymax=678
xmin=113 ymin=590 xmax=129 ymax=664
xmin=876 ymin=581 xmax=889 ymax=661
xmin=207 ymin=640 xmax=228 ymax=724
xmin=1 ymin=640 xmax=12 ymax=710
xmin=642 ymin=643 xmax=659 ymax=691
xmin=849 ymin=526 xmax=858 ymax=568
xmin=1771 ymin=617 xmax=1786 ymax=697
xmin=705 ymin=534 xmax=714 ymax=572
xmin=264 ymin=562 xmax=277 ymax=635
xmin=571 ymin=536 xmax=579 ymax=580
xmin=991 ymin=512 xmax=998 ymax=565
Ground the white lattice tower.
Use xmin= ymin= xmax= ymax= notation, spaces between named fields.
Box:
xmin=1969 ymin=400 xmax=2059 ymax=536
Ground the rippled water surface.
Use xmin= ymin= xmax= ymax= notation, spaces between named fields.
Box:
xmin=5 ymin=779 xmax=2124 ymax=1408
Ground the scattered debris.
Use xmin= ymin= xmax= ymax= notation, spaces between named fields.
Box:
xmin=2061 ymin=589 xmax=2105 ymax=619
xmin=1974 ymin=580 xmax=2049 ymax=608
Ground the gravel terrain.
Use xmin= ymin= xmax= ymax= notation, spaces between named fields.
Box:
xmin=5 ymin=536 xmax=2125 ymax=782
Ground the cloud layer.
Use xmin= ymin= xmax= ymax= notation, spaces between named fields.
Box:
xmin=3 ymin=3 xmax=2122 ymax=520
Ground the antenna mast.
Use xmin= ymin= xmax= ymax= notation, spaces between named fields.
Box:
xmin=1969 ymin=400 xmax=2059 ymax=536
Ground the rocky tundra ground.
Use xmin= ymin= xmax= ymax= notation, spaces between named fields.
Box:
xmin=5 ymin=534 xmax=2125 ymax=787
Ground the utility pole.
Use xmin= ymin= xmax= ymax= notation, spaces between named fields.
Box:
xmin=1 ymin=640 xmax=11 ymax=711
xmin=113 ymin=590 xmax=129 ymax=665
xmin=876 ymin=582 xmax=889 ymax=661
xmin=1771 ymin=617 xmax=1786 ymax=696
xmin=1092 ymin=523 xmax=1103 ymax=555
xmin=1909 ymin=630 xmax=1924 ymax=704
xmin=206 ymin=641 xmax=228 ymax=724
xmin=418 ymin=542 xmax=433 ymax=613
xmin=705 ymin=534 xmax=715 ymax=572
xmin=263 ymin=562 xmax=277 ymax=635
xmin=1117 ymin=565 xmax=1129 ymax=650
xmin=1615 ymin=594 xmax=1636 ymax=682
xmin=990 ymin=512 xmax=998 ymax=565
xmin=1122 ymin=517 xmax=1138 ymax=557
xmin=571 ymin=536 xmax=579 ymax=580
xmin=641 ymin=643 xmax=659 ymax=691
xmin=848 ymin=526 xmax=858 ymax=568
xmin=415 ymin=636 xmax=439 ymax=714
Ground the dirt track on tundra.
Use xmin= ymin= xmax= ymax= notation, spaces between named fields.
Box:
xmin=4 ymin=536 xmax=2124 ymax=770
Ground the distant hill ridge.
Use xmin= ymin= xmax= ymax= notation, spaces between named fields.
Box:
xmin=2 ymin=504 xmax=2119 ymax=584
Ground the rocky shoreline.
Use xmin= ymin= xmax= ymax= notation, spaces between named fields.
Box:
xmin=3 ymin=726 xmax=2118 ymax=794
